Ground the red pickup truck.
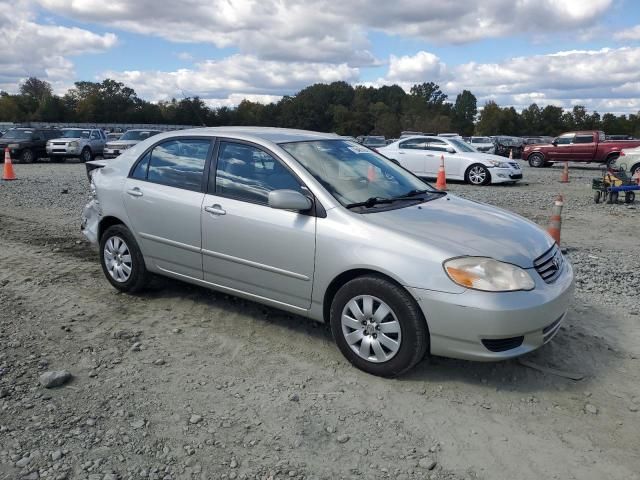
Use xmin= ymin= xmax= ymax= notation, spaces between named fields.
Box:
xmin=522 ymin=130 xmax=640 ymax=168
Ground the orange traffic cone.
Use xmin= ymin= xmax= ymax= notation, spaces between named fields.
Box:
xmin=547 ymin=195 xmax=564 ymax=245
xmin=435 ymin=154 xmax=447 ymax=191
xmin=560 ymin=162 xmax=569 ymax=183
xmin=367 ymin=164 xmax=377 ymax=182
xmin=2 ymin=147 xmax=16 ymax=181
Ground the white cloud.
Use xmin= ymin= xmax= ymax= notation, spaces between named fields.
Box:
xmin=614 ymin=25 xmax=640 ymax=41
xmin=0 ymin=0 xmax=117 ymax=93
xmin=103 ymin=55 xmax=359 ymax=102
xmin=373 ymin=47 xmax=640 ymax=114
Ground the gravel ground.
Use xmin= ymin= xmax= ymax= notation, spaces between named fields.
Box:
xmin=1 ymin=160 xmax=639 ymax=480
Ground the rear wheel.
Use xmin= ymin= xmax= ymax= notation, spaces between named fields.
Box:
xmin=625 ymin=192 xmax=635 ymax=204
xmin=465 ymin=164 xmax=491 ymax=186
xmin=528 ymin=153 xmax=545 ymax=168
xmin=594 ymin=191 xmax=602 ymax=203
xmin=330 ymin=275 xmax=428 ymax=377
xmin=608 ymin=191 xmax=619 ymax=204
xmin=99 ymin=224 xmax=150 ymax=293
xmin=606 ymin=154 xmax=619 ymax=168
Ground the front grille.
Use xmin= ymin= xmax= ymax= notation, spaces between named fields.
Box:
xmin=509 ymin=162 xmax=520 ymax=168
xmin=482 ymin=336 xmax=524 ymax=352
xmin=534 ymin=244 xmax=564 ymax=284
xmin=52 ymin=142 xmax=66 ymax=146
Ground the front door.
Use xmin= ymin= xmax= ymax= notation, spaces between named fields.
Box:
xmin=122 ymin=138 xmax=212 ymax=279
xmin=201 ymin=141 xmax=316 ymax=309
xmin=548 ymin=134 xmax=574 ymax=161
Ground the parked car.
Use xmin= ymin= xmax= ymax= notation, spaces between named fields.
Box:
xmin=378 ymin=136 xmax=522 ymax=185
xmin=400 ymin=131 xmax=435 ymax=138
xmin=107 ymin=132 xmax=122 ymax=142
xmin=103 ymin=129 xmax=162 ymax=159
xmin=81 ymin=127 xmax=573 ymax=377
xmin=616 ymin=146 xmax=640 ymax=177
xmin=46 ymin=128 xmax=106 ymax=163
xmin=0 ymin=128 xmax=61 ymax=163
xmin=522 ymin=130 xmax=640 ymax=168
xmin=360 ymin=136 xmax=386 ymax=150
xmin=468 ymin=136 xmax=496 ymax=154
xmin=494 ymin=136 xmax=524 ymax=158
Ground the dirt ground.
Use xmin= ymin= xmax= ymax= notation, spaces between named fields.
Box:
xmin=1 ymin=160 xmax=639 ymax=480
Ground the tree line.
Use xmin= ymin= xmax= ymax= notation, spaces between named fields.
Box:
xmin=2 ymin=77 xmax=640 ymax=138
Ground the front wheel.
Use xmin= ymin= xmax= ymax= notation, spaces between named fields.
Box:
xmin=528 ymin=153 xmax=545 ymax=168
xmin=465 ymin=164 xmax=490 ymax=186
xmin=21 ymin=149 xmax=35 ymax=164
xmin=330 ymin=275 xmax=428 ymax=377
xmin=80 ymin=147 xmax=93 ymax=163
xmin=100 ymin=224 xmax=150 ymax=293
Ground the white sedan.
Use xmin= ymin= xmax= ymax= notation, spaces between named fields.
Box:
xmin=618 ymin=146 xmax=640 ymax=177
xmin=378 ymin=136 xmax=522 ymax=186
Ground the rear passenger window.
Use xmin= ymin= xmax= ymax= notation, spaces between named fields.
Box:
xmin=131 ymin=152 xmax=150 ymax=180
xmin=573 ymin=135 xmax=593 ymax=144
xmin=146 ymin=139 xmax=210 ymax=191
xmin=214 ymin=142 xmax=303 ymax=204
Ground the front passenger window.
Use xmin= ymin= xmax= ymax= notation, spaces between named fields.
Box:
xmin=214 ymin=142 xmax=303 ymax=204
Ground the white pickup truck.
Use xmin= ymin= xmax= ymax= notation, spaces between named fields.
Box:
xmin=46 ymin=128 xmax=106 ymax=163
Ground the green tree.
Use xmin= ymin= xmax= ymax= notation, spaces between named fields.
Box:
xmin=452 ymin=90 xmax=477 ymax=136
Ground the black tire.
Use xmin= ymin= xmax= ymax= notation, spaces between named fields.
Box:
xmin=20 ymin=149 xmax=35 ymax=164
xmin=594 ymin=191 xmax=601 ymax=204
xmin=606 ymin=154 xmax=619 ymax=168
xmin=608 ymin=191 xmax=619 ymax=204
xmin=631 ymin=164 xmax=640 ymax=178
xmin=465 ymin=163 xmax=491 ymax=186
xmin=528 ymin=153 xmax=545 ymax=168
xmin=99 ymin=224 xmax=150 ymax=293
xmin=80 ymin=147 xmax=93 ymax=163
xmin=330 ymin=275 xmax=429 ymax=377
xmin=625 ymin=192 xmax=635 ymax=204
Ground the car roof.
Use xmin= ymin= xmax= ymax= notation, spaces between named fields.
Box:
xmin=168 ymin=126 xmax=339 ymax=144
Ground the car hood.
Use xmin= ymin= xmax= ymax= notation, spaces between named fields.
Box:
xmin=458 ymin=152 xmax=517 ymax=164
xmin=364 ymin=195 xmax=553 ymax=268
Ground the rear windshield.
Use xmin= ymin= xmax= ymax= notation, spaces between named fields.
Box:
xmin=61 ymin=129 xmax=91 ymax=139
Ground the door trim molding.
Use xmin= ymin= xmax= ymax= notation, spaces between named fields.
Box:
xmin=202 ymin=248 xmax=310 ymax=281
xmin=139 ymin=232 xmax=201 ymax=253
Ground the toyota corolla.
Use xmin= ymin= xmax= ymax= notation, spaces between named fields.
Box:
xmin=81 ymin=127 xmax=574 ymax=377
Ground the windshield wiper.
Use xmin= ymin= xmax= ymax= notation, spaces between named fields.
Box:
xmin=394 ymin=189 xmax=446 ymax=199
xmin=345 ymin=197 xmax=395 ymax=209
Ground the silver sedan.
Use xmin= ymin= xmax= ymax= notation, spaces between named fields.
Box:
xmin=81 ymin=127 xmax=574 ymax=377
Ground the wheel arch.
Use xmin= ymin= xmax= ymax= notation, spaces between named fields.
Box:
xmin=98 ymin=215 xmax=126 ymax=241
xmin=322 ymin=268 xmax=420 ymax=324
xmin=464 ymin=162 xmax=492 ymax=185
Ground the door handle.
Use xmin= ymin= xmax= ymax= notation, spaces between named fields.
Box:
xmin=426 ymin=154 xmax=435 ymax=157
xmin=126 ymin=188 xmax=143 ymax=197
xmin=205 ymin=205 xmax=226 ymax=216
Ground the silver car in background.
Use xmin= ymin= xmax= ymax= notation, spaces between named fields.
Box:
xmin=82 ymin=127 xmax=574 ymax=377
xmin=103 ymin=129 xmax=162 ymax=159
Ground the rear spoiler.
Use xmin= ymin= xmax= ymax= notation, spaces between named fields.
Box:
xmin=85 ymin=159 xmax=108 ymax=181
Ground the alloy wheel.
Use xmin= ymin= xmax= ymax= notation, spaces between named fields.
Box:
xmin=341 ymin=295 xmax=402 ymax=363
xmin=468 ymin=166 xmax=487 ymax=185
xmin=103 ymin=235 xmax=133 ymax=282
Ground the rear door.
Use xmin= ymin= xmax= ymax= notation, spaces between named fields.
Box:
xmin=122 ymin=137 xmax=212 ymax=279
xmin=424 ymin=138 xmax=451 ymax=176
xmin=571 ymin=133 xmax=596 ymax=161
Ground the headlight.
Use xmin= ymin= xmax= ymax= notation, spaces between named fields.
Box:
xmin=69 ymin=141 xmax=79 ymax=148
xmin=489 ymin=160 xmax=511 ymax=168
xmin=444 ymin=257 xmax=535 ymax=292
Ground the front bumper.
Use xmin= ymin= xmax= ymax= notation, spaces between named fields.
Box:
xmin=408 ymin=260 xmax=574 ymax=361
xmin=490 ymin=166 xmax=523 ymax=183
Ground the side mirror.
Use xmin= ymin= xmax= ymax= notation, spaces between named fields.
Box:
xmin=268 ymin=189 xmax=312 ymax=211
xmin=446 ymin=147 xmax=455 ymax=154
xmin=552 ymin=139 xmax=558 ymax=146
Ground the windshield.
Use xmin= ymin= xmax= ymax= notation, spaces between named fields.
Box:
xmin=362 ymin=136 xmax=386 ymax=147
xmin=448 ymin=139 xmax=476 ymax=153
xmin=280 ymin=140 xmax=435 ymax=208
xmin=120 ymin=130 xmax=160 ymax=141
xmin=472 ymin=137 xmax=492 ymax=144
xmin=61 ymin=129 xmax=90 ymax=139
xmin=2 ymin=130 xmax=33 ymax=140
